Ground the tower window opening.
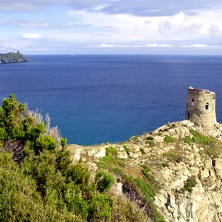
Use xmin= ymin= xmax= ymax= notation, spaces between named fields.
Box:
xmin=187 ymin=113 xmax=190 ymax=120
xmin=205 ymin=103 xmax=209 ymax=110
xmin=191 ymin=98 xmax=194 ymax=106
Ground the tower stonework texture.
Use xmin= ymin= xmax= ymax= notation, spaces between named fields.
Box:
xmin=185 ymin=86 xmax=217 ymax=131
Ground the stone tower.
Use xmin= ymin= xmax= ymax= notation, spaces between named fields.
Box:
xmin=185 ymin=86 xmax=217 ymax=131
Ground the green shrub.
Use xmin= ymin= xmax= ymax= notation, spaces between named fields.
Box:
xmin=146 ymin=140 xmax=156 ymax=147
xmin=99 ymin=155 xmax=116 ymax=167
xmin=63 ymin=182 xmax=89 ymax=220
xmin=130 ymin=136 xmax=138 ymax=141
xmin=134 ymin=178 xmax=165 ymax=221
xmin=190 ymin=130 xmax=209 ymax=144
xmin=112 ymin=167 xmax=124 ymax=177
xmin=152 ymin=205 xmax=166 ymax=222
xmin=123 ymin=145 xmax=131 ymax=155
xmin=66 ymin=163 xmax=90 ymax=191
xmin=162 ymin=162 xmax=169 ymax=168
xmin=190 ymin=130 xmax=222 ymax=158
xmin=0 ymin=94 xmax=158 ymax=222
xmin=0 ymin=94 xmax=25 ymax=140
xmin=147 ymin=136 xmax=154 ymax=141
xmin=164 ymin=135 xmax=175 ymax=143
xmin=183 ymin=136 xmax=193 ymax=144
xmin=134 ymin=178 xmax=155 ymax=199
xmin=88 ymin=193 xmax=113 ymax=221
xmin=163 ymin=152 xmax=182 ymax=163
xmin=55 ymin=147 xmax=72 ymax=172
xmin=183 ymin=176 xmax=196 ymax=192
xmin=95 ymin=170 xmax=115 ymax=192
xmin=98 ymin=152 xmax=126 ymax=170
xmin=60 ymin=137 xmax=67 ymax=148
xmin=0 ymin=152 xmax=78 ymax=222
xmin=140 ymin=148 xmax=145 ymax=154
xmin=106 ymin=147 xmax=117 ymax=157
xmin=205 ymin=147 xmax=218 ymax=158
xmin=142 ymin=165 xmax=155 ymax=184
xmin=168 ymin=124 xmax=176 ymax=129
xmin=36 ymin=135 xmax=57 ymax=152
xmin=112 ymin=196 xmax=149 ymax=222
xmin=142 ymin=165 xmax=151 ymax=172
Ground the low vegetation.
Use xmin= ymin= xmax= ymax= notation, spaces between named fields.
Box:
xmin=167 ymin=123 xmax=176 ymax=129
xmin=189 ymin=130 xmax=222 ymax=158
xmin=146 ymin=136 xmax=156 ymax=147
xmin=164 ymin=135 xmax=175 ymax=143
xmin=123 ymin=145 xmax=131 ymax=155
xmin=163 ymin=151 xmax=182 ymax=163
xmin=183 ymin=135 xmax=193 ymax=144
xmin=0 ymin=94 xmax=160 ymax=221
xmin=6 ymin=94 xmax=221 ymax=221
xmin=183 ymin=176 xmax=197 ymax=192
xmin=97 ymin=144 xmax=165 ymax=221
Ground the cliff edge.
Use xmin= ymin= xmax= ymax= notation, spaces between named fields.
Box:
xmin=68 ymin=120 xmax=222 ymax=222
xmin=0 ymin=51 xmax=30 ymax=64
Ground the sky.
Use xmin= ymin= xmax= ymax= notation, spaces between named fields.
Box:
xmin=1 ymin=0 xmax=222 ymax=55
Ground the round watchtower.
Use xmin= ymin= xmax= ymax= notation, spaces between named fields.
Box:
xmin=185 ymin=86 xmax=217 ymax=131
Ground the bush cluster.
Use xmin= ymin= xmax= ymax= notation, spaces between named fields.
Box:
xmin=0 ymin=94 xmax=120 ymax=221
xmin=0 ymin=94 xmax=167 ymax=221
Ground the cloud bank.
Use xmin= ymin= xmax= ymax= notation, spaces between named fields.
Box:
xmin=0 ymin=0 xmax=222 ymax=54
xmin=23 ymin=33 xmax=42 ymax=39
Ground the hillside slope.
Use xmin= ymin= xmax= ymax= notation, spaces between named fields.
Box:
xmin=69 ymin=120 xmax=222 ymax=222
xmin=0 ymin=94 xmax=151 ymax=222
xmin=1 ymin=93 xmax=222 ymax=221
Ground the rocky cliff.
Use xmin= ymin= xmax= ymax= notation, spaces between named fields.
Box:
xmin=68 ymin=120 xmax=222 ymax=222
xmin=0 ymin=51 xmax=30 ymax=64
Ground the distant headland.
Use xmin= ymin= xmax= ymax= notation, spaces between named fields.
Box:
xmin=0 ymin=51 xmax=30 ymax=64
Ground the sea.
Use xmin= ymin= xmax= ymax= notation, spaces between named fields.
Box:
xmin=0 ymin=54 xmax=222 ymax=145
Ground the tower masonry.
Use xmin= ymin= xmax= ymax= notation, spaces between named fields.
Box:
xmin=185 ymin=86 xmax=217 ymax=131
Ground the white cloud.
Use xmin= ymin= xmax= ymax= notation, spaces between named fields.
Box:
xmin=1 ymin=1 xmax=222 ymax=54
xmin=90 ymin=43 xmax=172 ymax=48
xmin=93 ymin=4 xmax=109 ymax=11
xmin=67 ymin=9 xmax=162 ymax=42
xmin=181 ymin=44 xmax=207 ymax=48
xmin=145 ymin=43 xmax=172 ymax=47
xmin=181 ymin=44 xmax=222 ymax=48
xmin=208 ymin=24 xmax=219 ymax=37
xmin=158 ymin=10 xmax=222 ymax=41
xmin=99 ymin=43 xmax=127 ymax=48
xmin=159 ymin=12 xmax=203 ymax=39
xmin=67 ymin=0 xmax=222 ymax=17
xmin=92 ymin=43 xmax=136 ymax=48
xmin=23 ymin=33 xmax=42 ymax=39
xmin=0 ymin=0 xmax=221 ymax=16
xmin=66 ymin=8 xmax=222 ymax=44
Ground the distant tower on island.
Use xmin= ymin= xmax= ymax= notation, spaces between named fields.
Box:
xmin=13 ymin=49 xmax=19 ymax=53
xmin=185 ymin=86 xmax=217 ymax=131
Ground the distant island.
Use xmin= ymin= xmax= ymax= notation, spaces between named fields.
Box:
xmin=0 ymin=51 xmax=30 ymax=64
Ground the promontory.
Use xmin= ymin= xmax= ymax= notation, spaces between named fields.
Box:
xmin=0 ymin=51 xmax=30 ymax=64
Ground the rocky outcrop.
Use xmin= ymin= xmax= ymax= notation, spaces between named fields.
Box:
xmin=0 ymin=51 xmax=30 ymax=64
xmin=68 ymin=120 xmax=222 ymax=222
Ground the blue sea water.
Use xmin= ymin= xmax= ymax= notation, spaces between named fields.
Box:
xmin=0 ymin=54 xmax=222 ymax=145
